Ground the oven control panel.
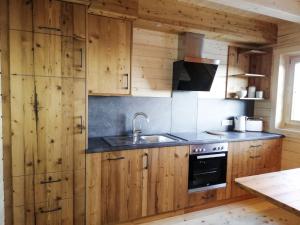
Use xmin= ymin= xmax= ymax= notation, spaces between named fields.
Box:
xmin=190 ymin=142 xmax=228 ymax=155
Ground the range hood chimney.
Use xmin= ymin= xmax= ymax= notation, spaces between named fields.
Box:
xmin=173 ymin=33 xmax=220 ymax=91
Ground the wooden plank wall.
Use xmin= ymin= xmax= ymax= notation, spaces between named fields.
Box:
xmin=132 ymin=28 xmax=229 ymax=98
xmin=254 ymin=21 xmax=300 ymax=170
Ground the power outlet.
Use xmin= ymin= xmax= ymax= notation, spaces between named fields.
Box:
xmin=222 ymin=119 xmax=233 ymax=126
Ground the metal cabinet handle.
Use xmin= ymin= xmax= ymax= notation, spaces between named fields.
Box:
xmin=107 ymin=157 xmax=125 ymax=161
xmin=75 ymin=116 xmax=84 ymax=134
xmin=144 ymin=153 xmax=149 ymax=170
xmin=122 ymin=74 xmax=129 ymax=89
xmin=79 ymin=48 xmax=83 ymax=68
xmin=38 ymin=26 xmax=61 ymax=32
xmin=79 ymin=115 xmax=83 ymax=134
xmin=40 ymin=178 xmax=62 ymax=184
xmin=249 ymin=155 xmax=261 ymax=159
xmin=39 ymin=207 xmax=62 ymax=214
xmin=250 ymin=144 xmax=262 ymax=148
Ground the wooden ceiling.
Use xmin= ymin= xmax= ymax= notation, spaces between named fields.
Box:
xmin=63 ymin=0 xmax=300 ymax=45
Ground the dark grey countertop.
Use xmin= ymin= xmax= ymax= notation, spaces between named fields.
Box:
xmin=87 ymin=131 xmax=284 ymax=154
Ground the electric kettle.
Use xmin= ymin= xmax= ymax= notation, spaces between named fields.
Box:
xmin=234 ymin=116 xmax=247 ymax=132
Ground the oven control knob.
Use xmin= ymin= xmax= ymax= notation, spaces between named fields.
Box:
xmin=213 ymin=147 xmax=217 ymax=151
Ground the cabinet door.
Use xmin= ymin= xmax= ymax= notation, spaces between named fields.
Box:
xmin=33 ymin=0 xmax=86 ymax=37
xmin=146 ymin=146 xmax=189 ymax=215
xmin=254 ymin=139 xmax=282 ymax=174
xmin=10 ymin=30 xmax=33 ymax=76
xmin=87 ymin=15 xmax=131 ymax=95
xmin=35 ymin=77 xmax=86 ymax=174
xmin=231 ymin=139 xmax=282 ymax=198
xmin=9 ymin=0 xmax=33 ymax=31
xmin=11 ymin=75 xmax=36 ymax=177
xmin=101 ymin=150 xmax=145 ymax=224
xmin=34 ymin=33 xmax=86 ymax=78
xmin=35 ymin=199 xmax=73 ymax=225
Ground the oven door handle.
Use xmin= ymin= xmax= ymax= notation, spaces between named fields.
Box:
xmin=196 ymin=153 xmax=226 ymax=159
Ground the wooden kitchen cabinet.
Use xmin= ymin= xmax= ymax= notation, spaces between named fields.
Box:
xmin=87 ymin=15 xmax=132 ymax=95
xmin=86 ymin=146 xmax=189 ymax=225
xmin=231 ymin=139 xmax=282 ymax=198
xmin=9 ymin=30 xmax=86 ymax=77
xmin=11 ymin=76 xmax=86 ymax=225
xmin=146 ymin=146 xmax=189 ymax=215
xmin=34 ymin=33 xmax=86 ymax=78
xmin=10 ymin=0 xmax=86 ymax=37
xmin=86 ymin=149 xmax=147 ymax=225
xmin=10 ymin=75 xmax=36 ymax=177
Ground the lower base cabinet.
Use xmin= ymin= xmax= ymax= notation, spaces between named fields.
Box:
xmin=86 ymin=139 xmax=282 ymax=225
xmin=231 ymin=139 xmax=282 ymax=198
xmin=86 ymin=146 xmax=189 ymax=225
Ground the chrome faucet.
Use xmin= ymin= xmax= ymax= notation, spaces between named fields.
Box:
xmin=132 ymin=112 xmax=149 ymax=143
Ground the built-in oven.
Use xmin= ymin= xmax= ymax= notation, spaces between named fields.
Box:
xmin=188 ymin=142 xmax=228 ymax=192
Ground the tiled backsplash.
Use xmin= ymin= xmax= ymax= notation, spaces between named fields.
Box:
xmin=88 ymin=93 xmax=253 ymax=137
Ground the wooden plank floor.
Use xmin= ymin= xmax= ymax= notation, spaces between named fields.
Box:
xmin=140 ymin=198 xmax=300 ymax=225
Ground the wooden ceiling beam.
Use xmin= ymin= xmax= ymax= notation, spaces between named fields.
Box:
xmin=136 ymin=0 xmax=277 ymax=44
xmin=179 ymin=0 xmax=300 ymax=23
xmin=66 ymin=0 xmax=278 ymax=44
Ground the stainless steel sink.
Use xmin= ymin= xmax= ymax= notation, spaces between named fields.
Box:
xmin=103 ymin=134 xmax=179 ymax=147
xmin=140 ymin=135 xmax=177 ymax=143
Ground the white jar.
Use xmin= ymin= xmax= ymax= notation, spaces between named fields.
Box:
xmin=256 ymin=91 xmax=263 ymax=99
xmin=248 ymin=86 xmax=256 ymax=98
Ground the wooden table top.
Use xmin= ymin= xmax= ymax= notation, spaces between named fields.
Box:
xmin=235 ymin=168 xmax=300 ymax=216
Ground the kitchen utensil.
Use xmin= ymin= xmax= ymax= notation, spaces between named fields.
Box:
xmin=236 ymin=89 xmax=247 ymax=98
xmin=234 ymin=116 xmax=247 ymax=132
xmin=248 ymin=86 xmax=256 ymax=98
xmin=246 ymin=117 xmax=263 ymax=132
xmin=256 ymin=91 xmax=263 ymax=99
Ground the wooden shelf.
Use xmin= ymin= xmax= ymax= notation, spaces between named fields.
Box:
xmin=230 ymin=73 xmax=266 ymax=78
xmin=227 ymin=97 xmax=265 ymax=101
xmin=238 ymin=49 xmax=267 ymax=55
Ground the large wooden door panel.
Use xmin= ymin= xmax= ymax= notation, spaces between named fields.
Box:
xmin=35 ymin=77 xmax=74 ymax=174
xmin=11 ymin=75 xmax=36 ymax=177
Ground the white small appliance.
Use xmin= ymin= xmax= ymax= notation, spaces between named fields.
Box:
xmin=234 ymin=116 xmax=247 ymax=132
xmin=246 ymin=117 xmax=264 ymax=132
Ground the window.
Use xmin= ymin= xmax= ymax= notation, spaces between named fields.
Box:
xmin=290 ymin=58 xmax=300 ymax=121
xmin=283 ymin=56 xmax=300 ymax=128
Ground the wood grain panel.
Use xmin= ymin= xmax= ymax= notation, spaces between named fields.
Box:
xmin=9 ymin=0 xmax=33 ymax=31
xmin=35 ymin=77 xmax=74 ymax=174
xmin=87 ymin=15 xmax=132 ymax=95
xmin=9 ymin=30 xmax=33 ymax=76
xmin=10 ymin=75 xmax=36 ymax=177
xmin=89 ymin=0 xmax=138 ymax=20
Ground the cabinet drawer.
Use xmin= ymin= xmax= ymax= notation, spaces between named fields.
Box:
xmin=35 ymin=171 xmax=73 ymax=204
xmin=35 ymin=199 xmax=73 ymax=225
xmin=188 ymin=188 xmax=226 ymax=207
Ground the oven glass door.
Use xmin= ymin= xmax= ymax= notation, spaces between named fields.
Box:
xmin=188 ymin=153 xmax=227 ymax=190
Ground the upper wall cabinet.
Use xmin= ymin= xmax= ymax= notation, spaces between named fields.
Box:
xmin=9 ymin=0 xmax=86 ymax=38
xmin=88 ymin=0 xmax=138 ymax=20
xmin=87 ymin=15 xmax=132 ymax=95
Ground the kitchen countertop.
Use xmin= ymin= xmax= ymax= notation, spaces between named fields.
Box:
xmin=87 ymin=131 xmax=284 ymax=154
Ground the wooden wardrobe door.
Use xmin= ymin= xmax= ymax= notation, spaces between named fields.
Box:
xmin=35 ymin=77 xmax=74 ymax=174
xmin=11 ymin=75 xmax=36 ymax=177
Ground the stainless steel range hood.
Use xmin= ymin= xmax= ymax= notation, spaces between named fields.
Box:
xmin=173 ymin=33 xmax=220 ymax=91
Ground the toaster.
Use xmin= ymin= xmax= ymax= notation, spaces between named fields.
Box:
xmin=246 ymin=117 xmax=264 ymax=132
